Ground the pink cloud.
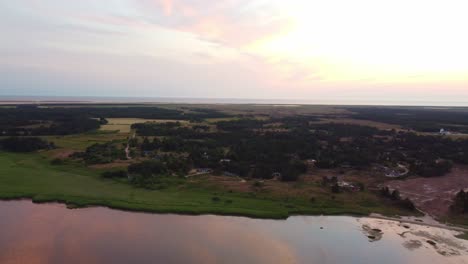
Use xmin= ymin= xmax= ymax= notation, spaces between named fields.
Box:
xmin=133 ymin=0 xmax=294 ymax=47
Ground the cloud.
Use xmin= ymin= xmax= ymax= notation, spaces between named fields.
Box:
xmin=130 ymin=0 xmax=294 ymax=47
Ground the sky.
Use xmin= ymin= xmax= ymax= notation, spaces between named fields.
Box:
xmin=1 ymin=0 xmax=468 ymax=105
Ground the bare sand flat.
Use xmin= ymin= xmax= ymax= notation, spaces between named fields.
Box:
xmin=358 ymin=217 xmax=468 ymax=263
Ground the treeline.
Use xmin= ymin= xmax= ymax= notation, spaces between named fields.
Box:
xmin=379 ymin=187 xmax=416 ymax=211
xmin=131 ymin=116 xmax=468 ymax=179
xmin=101 ymin=155 xmax=191 ymax=189
xmin=0 ymin=137 xmax=53 ymax=152
xmin=0 ymin=105 xmax=230 ymax=136
xmin=347 ymin=107 xmax=468 ymax=133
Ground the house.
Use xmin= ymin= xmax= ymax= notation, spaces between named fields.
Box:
xmin=337 ymin=180 xmax=361 ymax=192
xmin=223 ymin=171 xmax=238 ymax=177
xmin=272 ymin=172 xmax=282 ymax=179
xmin=306 ymin=159 xmax=317 ymax=168
xmin=142 ymin=150 xmax=153 ymax=157
xmin=196 ymin=168 xmax=213 ymax=174
xmin=440 ymin=128 xmax=451 ymax=135
xmin=219 ymin=159 xmax=231 ymax=163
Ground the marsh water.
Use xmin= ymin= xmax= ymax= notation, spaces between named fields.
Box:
xmin=0 ymin=200 xmax=466 ymax=264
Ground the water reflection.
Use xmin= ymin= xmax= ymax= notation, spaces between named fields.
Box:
xmin=0 ymin=201 xmax=465 ymax=264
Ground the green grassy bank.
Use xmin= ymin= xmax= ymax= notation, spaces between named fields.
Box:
xmin=0 ymin=151 xmax=411 ymax=219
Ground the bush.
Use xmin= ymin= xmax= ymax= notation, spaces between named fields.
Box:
xmin=253 ymin=181 xmax=264 ymax=188
xmin=0 ymin=137 xmax=51 ymax=152
xmin=331 ymin=183 xmax=341 ymax=193
xmin=51 ymin=158 xmax=64 ymax=165
xmin=101 ymin=170 xmax=128 ymax=179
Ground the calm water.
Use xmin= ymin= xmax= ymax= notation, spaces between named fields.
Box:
xmin=0 ymin=200 xmax=464 ymax=264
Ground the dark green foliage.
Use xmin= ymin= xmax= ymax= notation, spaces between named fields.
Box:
xmin=128 ymin=160 xmax=168 ymax=176
xmin=252 ymin=164 xmax=274 ymax=179
xmin=391 ymin=190 xmax=400 ymax=200
xmin=253 ymin=181 xmax=264 ymax=188
xmin=0 ymin=105 xmax=229 ymax=136
xmin=412 ymin=159 xmax=453 ymax=177
xmin=348 ymin=107 xmax=468 ymax=133
xmin=127 ymin=159 xmax=190 ymax=189
xmin=50 ymin=158 xmax=64 ymax=165
xmin=216 ymin=119 xmax=264 ymax=131
xmin=400 ymin=198 xmax=416 ymax=211
xmin=101 ymin=170 xmax=128 ymax=179
xmin=331 ymin=183 xmax=341 ymax=193
xmin=379 ymin=187 xmax=416 ymax=211
xmin=127 ymin=111 xmax=468 ymax=179
xmin=0 ymin=137 xmax=52 ymax=152
xmin=71 ymin=141 xmax=125 ymax=164
xmin=451 ymin=190 xmax=468 ymax=214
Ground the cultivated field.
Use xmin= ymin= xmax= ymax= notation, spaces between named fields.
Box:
xmin=99 ymin=118 xmax=188 ymax=133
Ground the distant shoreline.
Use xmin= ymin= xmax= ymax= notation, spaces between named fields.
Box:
xmin=1 ymin=95 xmax=468 ymax=107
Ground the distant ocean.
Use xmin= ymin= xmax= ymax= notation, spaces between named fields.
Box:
xmin=1 ymin=96 xmax=468 ymax=107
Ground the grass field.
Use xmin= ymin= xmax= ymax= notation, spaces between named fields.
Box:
xmin=100 ymin=118 xmax=189 ymax=133
xmin=0 ymin=151 xmax=413 ymax=219
xmin=43 ymin=131 xmax=128 ymax=150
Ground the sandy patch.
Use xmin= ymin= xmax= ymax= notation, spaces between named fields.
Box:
xmin=385 ymin=165 xmax=468 ymax=217
xmin=358 ymin=217 xmax=468 ymax=261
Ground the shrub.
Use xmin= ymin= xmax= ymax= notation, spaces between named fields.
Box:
xmin=101 ymin=170 xmax=128 ymax=179
xmin=51 ymin=158 xmax=64 ymax=165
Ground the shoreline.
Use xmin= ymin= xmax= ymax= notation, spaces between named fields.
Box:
xmin=1 ymin=196 xmax=466 ymax=233
xmin=369 ymin=213 xmax=468 ymax=232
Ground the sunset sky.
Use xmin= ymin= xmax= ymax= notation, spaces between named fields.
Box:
xmin=1 ymin=0 xmax=467 ymax=104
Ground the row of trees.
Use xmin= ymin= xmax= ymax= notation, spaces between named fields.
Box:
xmin=349 ymin=107 xmax=468 ymax=133
xmin=0 ymin=137 xmax=53 ymax=152
xmin=103 ymin=156 xmax=192 ymax=189
xmin=71 ymin=141 xmax=126 ymax=164
xmin=0 ymin=105 xmax=230 ymax=136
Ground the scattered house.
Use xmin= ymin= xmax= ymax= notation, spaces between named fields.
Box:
xmin=272 ymin=172 xmax=282 ymax=179
xmin=322 ymin=175 xmax=361 ymax=192
xmin=306 ymin=159 xmax=317 ymax=168
xmin=202 ymin=152 xmax=210 ymax=159
xmin=196 ymin=168 xmax=213 ymax=174
xmin=337 ymin=180 xmax=361 ymax=192
xmin=440 ymin=128 xmax=451 ymax=136
xmin=142 ymin=150 xmax=153 ymax=157
xmin=219 ymin=159 xmax=231 ymax=164
xmin=382 ymin=163 xmax=409 ymax=178
xmin=323 ymin=175 xmax=341 ymax=183
xmin=223 ymin=171 xmax=239 ymax=177
xmin=339 ymin=163 xmax=352 ymax=169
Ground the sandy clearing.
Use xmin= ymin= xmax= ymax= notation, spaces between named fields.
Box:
xmin=385 ymin=166 xmax=468 ymax=217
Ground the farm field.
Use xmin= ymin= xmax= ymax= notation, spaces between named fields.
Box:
xmin=99 ymin=118 xmax=189 ymax=133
